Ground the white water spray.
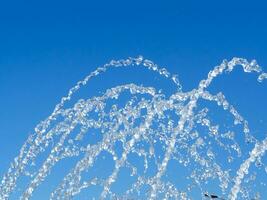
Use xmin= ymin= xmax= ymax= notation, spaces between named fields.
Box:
xmin=0 ymin=56 xmax=266 ymax=200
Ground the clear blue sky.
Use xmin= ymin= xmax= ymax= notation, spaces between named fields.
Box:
xmin=0 ymin=0 xmax=267 ymax=199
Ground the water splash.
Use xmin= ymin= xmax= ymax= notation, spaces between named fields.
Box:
xmin=0 ymin=56 xmax=266 ymax=200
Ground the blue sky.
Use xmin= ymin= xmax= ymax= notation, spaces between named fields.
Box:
xmin=0 ymin=0 xmax=267 ymax=199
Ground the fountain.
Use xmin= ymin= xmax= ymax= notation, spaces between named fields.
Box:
xmin=0 ymin=56 xmax=266 ymax=200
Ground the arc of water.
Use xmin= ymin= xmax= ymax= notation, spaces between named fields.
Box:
xmin=0 ymin=56 xmax=181 ymax=200
xmin=50 ymin=85 xmax=158 ymax=199
xmin=149 ymin=58 xmax=265 ymax=199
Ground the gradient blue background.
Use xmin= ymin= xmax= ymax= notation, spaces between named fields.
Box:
xmin=0 ymin=0 xmax=267 ymax=199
